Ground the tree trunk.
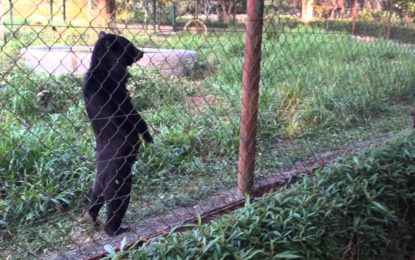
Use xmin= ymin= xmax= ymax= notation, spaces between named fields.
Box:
xmin=219 ymin=0 xmax=235 ymax=24
xmin=351 ymin=0 xmax=359 ymax=34
xmin=329 ymin=0 xmax=345 ymax=19
xmin=363 ymin=0 xmax=379 ymax=10
xmin=373 ymin=0 xmax=382 ymax=9
xmin=94 ymin=0 xmax=116 ymax=28
xmin=302 ymin=0 xmax=314 ymax=23
xmin=293 ymin=0 xmax=302 ymax=9
xmin=0 ymin=0 xmax=4 ymax=42
xmin=385 ymin=0 xmax=392 ymax=40
xmin=337 ymin=0 xmax=345 ymax=17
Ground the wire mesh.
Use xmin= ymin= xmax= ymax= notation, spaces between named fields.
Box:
xmin=1 ymin=0 xmax=415 ymax=259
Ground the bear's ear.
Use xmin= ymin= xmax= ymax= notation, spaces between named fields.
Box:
xmin=98 ymin=31 xmax=106 ymax=39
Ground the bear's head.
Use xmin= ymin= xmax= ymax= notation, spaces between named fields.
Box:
xmin=93 ymin=31 xmax=144 ymax=67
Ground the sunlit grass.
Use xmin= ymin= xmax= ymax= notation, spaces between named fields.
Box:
xmin=1 ymin=24 xmax=415 ymax=257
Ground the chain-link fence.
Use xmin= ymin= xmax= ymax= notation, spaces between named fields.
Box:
xmin=1 ymin=0 xmax=415 ymax=259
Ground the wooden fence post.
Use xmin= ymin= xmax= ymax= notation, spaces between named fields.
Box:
xmin=237 ymin=0 xmax=265 ymax=196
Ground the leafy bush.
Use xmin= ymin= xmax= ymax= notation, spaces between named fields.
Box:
xmin=0 ymin=68 xmax=82 ymax=122
xmin=0 ymin=107 xmax=94 ymax=229
xmin=310 ymin=20 xmax=415 ymax=44
xmin=214 ymin=26 xmax=415 ymax=136
xmin=125 ymin=131 xmax=415 ymax=259
xmin=262 ymin=14 xmax=415 ymax=45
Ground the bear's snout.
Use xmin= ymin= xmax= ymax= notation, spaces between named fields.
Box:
xmin=135 ymin=51 xmax=144 ymax=62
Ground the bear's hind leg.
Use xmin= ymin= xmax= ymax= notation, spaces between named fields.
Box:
xmin=81 ymin=180 xmax=105 ymax=226
xmin=103 ymin=173 xmax=132 ymax=236
xmin=88 ymin=181 xmax=105 ymax=221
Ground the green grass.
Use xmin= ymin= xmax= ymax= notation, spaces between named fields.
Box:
xmin=1 ymin=23 xmax=415 ymax=257
xmin=1 ymin=88 xmax=412 ymax=258
xmin=121 ymin=131 xmax=415 ymax=259
xmin=139 ymin=27 xmax=415 ymax=135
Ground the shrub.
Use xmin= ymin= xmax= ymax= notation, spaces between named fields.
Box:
xmin=125 ymin=131 xmax=415 ymax=259
xmin=0 ymin=108 xmax=94 ymax=228
xmin=0 ymin=68 xmax=82 ymax=122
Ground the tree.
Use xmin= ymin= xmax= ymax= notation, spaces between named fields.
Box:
xmin=0 ymin=0 xmax=3 ymax=41
xmin=381 ymin=0 xmax=415 ymax=38
xmin=383 ymin=0 xmax=415 ymax=24
xmin=302 ymin=0 xmax=314 ymax=22
xmin=218 ymin=0 xmax=244 ymax=24
xmin=395 ymin=0 xmax=415 ymax=17
xmin=93 ymin=0 xmax=116 ymax=28
xmin=292 ymin=0 xmax=302 ymax=9
xmin=314 ymin=0 xmax=346 ymax=19
xmin=96 ymin=0 xmax=116 ymax=20
xmin=219 ymin=0 xmax=235 ymax=23
xmin=363 ymin=0 xmax=382 ymax=10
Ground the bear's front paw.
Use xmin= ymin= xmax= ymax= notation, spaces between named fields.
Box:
xmin=143 ymin=132 xmax=154 ymax=143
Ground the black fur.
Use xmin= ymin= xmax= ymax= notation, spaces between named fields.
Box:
xmin=82 ymin=32 xmax=153 ymax=236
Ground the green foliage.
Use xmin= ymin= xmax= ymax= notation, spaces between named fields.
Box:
xmin=125 ymin=132 xmax=415 ymax=259
xmin=1 ymin=25 xmax=415 ymax=229
xmin=0 ymin=107 xmax=94 ymax=228
xmin=0 ymin=67 xmax=82 ymax=122
xmin=208 ymin=26 xmax=415 ymax=136
xmin=262 ymin=13 xmax=415 ymax=44
xmin=1 ymin=22 xmax=415 ymax=255
xmin=396 ymin=0 xmax=415 ymax=16
xmin=272 ymin=29 xmax=413 ymax=132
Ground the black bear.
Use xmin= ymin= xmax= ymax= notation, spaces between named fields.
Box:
xmin=81 ymin=31 xmax=153 ymax=236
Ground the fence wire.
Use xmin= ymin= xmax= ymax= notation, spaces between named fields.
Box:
xmin=1 ymin=0 xmax=415 ymax=259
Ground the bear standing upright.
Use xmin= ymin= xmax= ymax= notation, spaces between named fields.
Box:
xmin=82 ymin=32 xmax=153 ymax=236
